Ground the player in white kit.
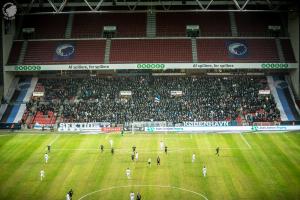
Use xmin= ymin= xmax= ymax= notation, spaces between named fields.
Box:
xmin=160 ymin=141 xmax=164 ymax=150
xmin=109 ymin=139 xmax=113 ymax=148
xmin=192 ymin=153 xmax=196 ymax=163
xmin=44 ymin=153 xmax=49 ymax=163
xmin=40 ymin=169 xmax=45 ymax=181
xmin=130 ymin=192 xmax=135 ymax=200
xmin=202 ymin=166 xmax=207 ymax=177
xmin=126 ymin=168 xmax=131 ymax=179
xmin=66 ymin=193 xmax=71 ymax=200
xmin=135 ymin=152 xmax=138 ymax=161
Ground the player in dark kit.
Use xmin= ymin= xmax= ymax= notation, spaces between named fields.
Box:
xmin=157 ymin=156 xmax=160 ymax=165
xmin=111 ymin=148 xmax=114 ymax=155
xmin=47 ymin=145 xmax=51 ymax=153
xmin=132 ymin=145 xmax=136 ymax=152
xmin=68 ymin=189 xmax=73 ymax=200
xmin=216 ymin=147 xmax=220 ymax=156
xmin=137 ymin=192 xmax=142 ymax=200
xmin=131 ymin=152 xmax=135 ymax=161
xmin=165 ymin=146 xmax=168 ymax=154
xmin=100 ymin=145 xmax=104 ymax=153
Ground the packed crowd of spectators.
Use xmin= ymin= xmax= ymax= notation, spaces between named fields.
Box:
xmin=44 ymin=76 xmax=280 ymax=124
xmin=39 ymin=79 xmax=79 ymax=102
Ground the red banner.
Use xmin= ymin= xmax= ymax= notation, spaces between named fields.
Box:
xmin=101 ymin=127 xmax=122 ymax=132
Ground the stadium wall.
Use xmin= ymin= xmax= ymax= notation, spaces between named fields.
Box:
xmin=0 ymin=18 xmax=2 ymax=94
xmin=288 ymin=12 xmax=299 ymax=97
xmin=2 ymin=18 xmax=15 ymax=98
xmin=2 ymin=19 xmax=15 ymax=67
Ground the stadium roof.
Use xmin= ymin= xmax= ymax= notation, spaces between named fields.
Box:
xmin=12 ymin=0 xmax=299 ymax=14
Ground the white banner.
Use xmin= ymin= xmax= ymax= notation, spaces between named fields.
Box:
xmin=120 ymin=91 xmax=132 ymax=96
xmin=259 ymin=90 xmax=271 ymax=95
xmin=33 ymin=91 xmax=44 ymax=97
xmin=170 ymin=90 xmax=183 ymax=96
xmin=5 ymin=63 xmax=298 ymax=71
xmin=58 ymin=122 xmax=111 ymax=132
xmin=183 ymin=121 xmax=230 ymax=127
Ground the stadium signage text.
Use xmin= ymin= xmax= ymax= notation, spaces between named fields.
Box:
xmin=183 ymin=121 xmax=230 ymax=127
xmin=6 ymin=63 xmax=298 ymax=71
xmin=192 ymin=63 xmax=234 ymax=68
xmin=68 ymin=64 xmax=109 ymax=70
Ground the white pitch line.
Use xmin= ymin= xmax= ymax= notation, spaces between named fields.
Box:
xmin=0 ymin=134 xmax=11 ymax=137
xmin=78 ymin=184 xmax=208 ymax=200
xmin=240 ymin=133 xmax=252 ymax=149
xmin=49 ymin=134 xmax=60 ymax=145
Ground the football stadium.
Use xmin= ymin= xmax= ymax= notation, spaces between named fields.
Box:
xmin=0 ymin=0 xmax=299 ymax=199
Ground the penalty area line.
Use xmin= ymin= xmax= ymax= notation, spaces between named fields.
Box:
xmin=49 ymin=134 xmax=60 ymax=146
xmin=239 ymin=133 xmax=252 ymax=149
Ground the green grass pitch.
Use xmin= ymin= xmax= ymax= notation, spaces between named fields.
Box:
xmin=0 ymin=132 xmax=300 ymax=200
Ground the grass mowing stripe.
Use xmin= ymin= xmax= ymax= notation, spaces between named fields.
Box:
xmin=274 ymin=134 xmax=300 ymax=164
xmin=284 ymin=133 xmax=300 ymax=150
xmin=64 ymin=135 xmax=105 ymax=198
xmin=0 ymin=135 xmax=51 ymax=199
xmin=224 ymin=134 xmax=271 ymax=199
xmin=40 ymin=135 xmax=84 ymax=199
xmin=193 ymin=134 xmax=214 ymax=200
xmin=267 ymin=134 xmax=300 ymax=178
xmin=253 ymin=134 xmax=297 ymax=199
xmin=222 ymin=134 xmax=253 ymax=199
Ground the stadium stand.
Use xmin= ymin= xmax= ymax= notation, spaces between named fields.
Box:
xmin=197 ymin=39 xmax=280 ymax=62
xmin=72 ymin=13 xmax=147 ymax=38
xmin=39 ymin=78 xmax=79 ymax=101
xmin=156 ymin=12 xmax=231 ymax=36
xmin=17 ymin=76 xmax=280 ymax=125
xmin=110 ymin=39 xmax=193 ymax=63
xmin=19 ymin=14 xmax=68 ymax=39
xmin=235 ymin=12 xmax=284 ymax=36
xmin=280 ymin=39 xmax=296 ymax=63
xmin=7 ymin=41 xmax=22 ymax=65
xmin=8 ymin=38 xmax=296 ymax=65
xmin=23 ymin=40 xmax=106 ymax=64
xmin=2 ymin=10 xmax=298 ymax=128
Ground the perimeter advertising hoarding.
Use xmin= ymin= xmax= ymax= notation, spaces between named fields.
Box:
xmin=6 ymin=63 xmax=298 ymax=71
xmin=144 ymin=126 xmax=300 ymax=132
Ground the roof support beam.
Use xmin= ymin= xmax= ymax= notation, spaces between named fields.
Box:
xmin=94 ymin=0 xmax=105 ymax=11
xmin=204 ymin=0 xmax=214 ymax=10
xmin=83 ymin=0 xmax=94 ymax=11
xmin=58 ymin=0 xmax=68 ymax=13
xmin=47 ymin=0 xmax=58 ymax=12
xmin=241 ymin=0 xmax=251 ymax=10
xmin=232 ymin=0 xmax=241 ymax=10
xmin=195 ymin=0 xmax=205 ymax=10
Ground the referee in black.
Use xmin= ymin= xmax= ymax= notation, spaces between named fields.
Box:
xmin=157 ymin=156 xmax=160 ymax=165
xmin=216 ymin=147 xmax=220 ymax=156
